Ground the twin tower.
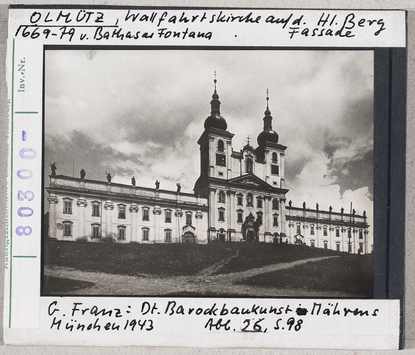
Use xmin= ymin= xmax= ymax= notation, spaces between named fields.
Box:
xmin=194 ymin=79 xmax=288 ymax=243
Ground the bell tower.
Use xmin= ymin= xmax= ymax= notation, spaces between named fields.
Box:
xmin=194 ymin=75 xmax=234 ymax=197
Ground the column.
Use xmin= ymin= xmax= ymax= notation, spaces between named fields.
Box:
xmin=77 ymin=198 xmax=87 ymax=239
xmin=47 ymin=195 xmax=58 ymax=239
xmin=129 ymin=204 xmax=138 ymax=242
xmin=104 ymin=201 xmax=114 ymax=239
xmin=153 ymin=206 xmax=162 ymax=242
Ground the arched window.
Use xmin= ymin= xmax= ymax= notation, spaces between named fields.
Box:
xmin=272 ymin=152 xmax=278 ymax=163
xmin=245 ymin=157 xmax=253 ymax=173
xmin=218 ymin=190 xmax=226 ymax=203
xmin=217 ymin=140 xmax=224 ymax=152
xmin=272 ymin=199 xmax=279 ymax=210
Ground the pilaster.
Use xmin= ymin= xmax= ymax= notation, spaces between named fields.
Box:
xmin=77 ymin=198 xmax=87 ymax=239
xmin=129 ymin=204 xmax=138 ymax=242
xmin=104 ymin=201 xmax=114 ymax=239
xmin=47 ymin=195 xmax=58 ymax=239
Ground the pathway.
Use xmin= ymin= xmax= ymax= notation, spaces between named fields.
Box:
xmin=44 ymin=255 xmax=355 ymax=297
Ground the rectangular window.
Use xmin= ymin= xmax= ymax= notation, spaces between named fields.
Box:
xmin=63 ymin=201 xmax=72 ymax=214
xmin=165 ymin=230 xmax=172 ymax=243
xmin=143 ymin=209 xmax=149 ymax=221
xmin=237 ymin=195 xmax=243 ymax=205
xmin=310 ymin=225 xmax=315 ymax=235
xmin=118 ymin=205 xmax=126 ymax=219
xmin=92 ymin=203 xmax=100 ymax=217
xmin=324 ymin=241 xmax=328 ymax=249
xmin=142 ymin=229 xmax=149 ymax=241
xmin=359 ymin=243 xmax=363 ymax=253
xmin=118 ymin=227 xmax=126 ymax=240
xmin=216 ymin=153 xmax=226 ymax=166
xmin=348 ymin=229 xmax=352 ymax=238
xmin=237 ymin=212 xmax=243 ymax=223
xmin=348 ymin=243 xmax=352 ymax=253
xmin=297 ymin=224 xmax=301 ymax=234
xmin=359 ymin=230 xmax=363 ymax=239
xmin=165 ymin=210 xmax=172 ymax=223
xmin=323 ymin=227 xmax=327 ymax=236
xmin=336 ymin=229 xmax=340 ymax=237
xmin=336 ymin=243 xmax=340 ymax=252
xmin=271 ymin=164 xmax=279 ymax=175
xmin=63 ymin=223 xmax=72 ymax=236
xmin=186 ymin=213 xmax=192 ymax=226
xmin=257 ymin=198 xmax=263 ymax=208
xmin=92 ymin=225 xmax=100 ymax=238
xmin=218 ymin=209 xmax=225 ymax=222
xmin=273 ymin=215 xmax=278 ymax=227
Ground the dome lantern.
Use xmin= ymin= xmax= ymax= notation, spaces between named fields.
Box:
xmin=204 ymin=73 xmax=228 ymax=131
xmin=257 ymin=89 xmax=279 ymax=146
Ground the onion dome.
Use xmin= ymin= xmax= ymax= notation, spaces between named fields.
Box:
xmin=257 ymin=91 xmax=278 ymax=146
xmin=204 ymin=76 xmax=228 ymax=131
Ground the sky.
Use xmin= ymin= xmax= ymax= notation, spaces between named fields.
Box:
xmin=44 ymin=49 xmax=373 ymax=228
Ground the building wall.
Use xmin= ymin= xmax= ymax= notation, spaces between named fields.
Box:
xmin=286 ymin=207 xmax=369 ymax=254
xmin=47 ymin=176 xmax=209 ymax=244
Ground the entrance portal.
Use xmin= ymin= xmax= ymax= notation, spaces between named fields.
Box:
xmin=182 ymin=231 xmax=195 ymax=243
xmin=247 ymin=230 xmax=255 ymax=242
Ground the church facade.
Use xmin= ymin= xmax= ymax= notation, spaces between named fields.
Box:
xmin=46 ymin=81 xmax=370 ymax=254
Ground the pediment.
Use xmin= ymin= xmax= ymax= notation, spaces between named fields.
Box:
xmin=229 ymin=174 xmax=272 ymax=189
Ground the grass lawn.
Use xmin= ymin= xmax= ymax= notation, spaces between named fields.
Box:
xmin=46 ymin=240 xmax=338 ymax=277
xmin=236 ymin=254 xmax=373 ymax=297
xmin=213 ymin=242 xmax=338 ymax=275
xmin=43 ymin=276 xmax=95 ymax=294
xmin=44 ymin=241 xmax=236 ymax=277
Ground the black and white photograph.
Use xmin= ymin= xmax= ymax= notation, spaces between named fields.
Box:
xmin=42 ymin=49 xmax=374 ymax=298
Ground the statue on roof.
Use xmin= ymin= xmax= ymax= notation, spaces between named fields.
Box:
xmin=50 ymin=162 xmax=57 ymax=176
xmin=106 ymin=172 xmax=111 ymax=183
xmin=131 ymin=176 xmax=136 ymax=187
xmin=176 ymin=183 xmax=181 ymax=193
xmin=155 ymin=180 xmax=160 ymax=190
xmin=80 ymin=169 xmax=86 ymax=180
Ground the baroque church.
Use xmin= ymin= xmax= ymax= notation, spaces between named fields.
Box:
xmin=46 ymin=79 xmax=370 ymax=254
